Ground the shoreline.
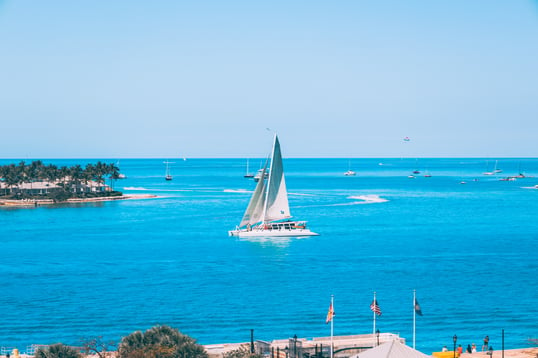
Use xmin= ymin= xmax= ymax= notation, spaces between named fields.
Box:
xmin=0 ymin=194 xmax=158 ymax=207
xmin=0 ymin=345 xmax=535 ymax=358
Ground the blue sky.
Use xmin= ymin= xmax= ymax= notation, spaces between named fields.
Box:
xmin=1 ymin=1 xmax=537 ymax=158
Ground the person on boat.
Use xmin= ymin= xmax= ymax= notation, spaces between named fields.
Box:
xmin=466 ymin=344 xmax=472 ymax=353
xmin=472 ymin=343 xmax=477 ymax=353
xmin=482 ymin=336 xmax=489 ymax=351
xmin=457 ymin=345 xmax=463 ymax=355
xmin=442 ymin=346 xmax=448 ymax=352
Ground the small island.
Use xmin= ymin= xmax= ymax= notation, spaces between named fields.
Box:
xmin=0 ymin=160 xmax=150 ymax=206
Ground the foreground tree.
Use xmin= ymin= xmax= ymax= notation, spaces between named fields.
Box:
xmin=34 ymin=343 xmax=81 ymax=358
xmin=80 ymin=336 xmax=116 ymax=358
xmin=118 ymin=325 xmax=208 ymax=358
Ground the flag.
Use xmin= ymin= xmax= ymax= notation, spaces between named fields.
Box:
xmin=326 ymin=302 xmax=335 ymax=324
xmin=414 ymin=298 xmax=423 ymax=316
xmin=370 ymin=299 xmax=382 ymax=316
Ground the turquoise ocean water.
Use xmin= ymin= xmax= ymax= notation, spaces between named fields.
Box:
xmin=1 ymin=158 xmax=537 ymax=354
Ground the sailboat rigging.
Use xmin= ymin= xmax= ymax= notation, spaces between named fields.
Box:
xmin=164 ymin=161 xmax=174 ymax=181
xmin=244 ymin=158 xmax=254 ymax=178
xmin=229 ymin=134 xmax=318 ymax=238
xmin=344 ymin=160 xmax=356 ymax=176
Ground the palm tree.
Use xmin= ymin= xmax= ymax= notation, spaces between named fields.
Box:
xmin=70 ymin=165 xmax=84 ymax=195
xmin=83 ymin=163 xmax=95 ymax=195
xmin=118 ymin=325 xmax=208 ymax=358
xmin=108 ymin=162 xmax=120 ymax=190
xmin=35 ymin=343 xmax=81 ymax=358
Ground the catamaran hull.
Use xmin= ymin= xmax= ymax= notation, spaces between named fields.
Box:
xmin=228 ymin=229 xmax=319 ymax=237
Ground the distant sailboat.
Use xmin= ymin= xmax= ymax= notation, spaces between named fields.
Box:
xmin=413 ymin=158 xmax=420 ymax=174
xmin=253 ymin=168 xmax=268 ymax=182
xmin=244 ymin=158 xmax=254 ymax=178
xmin=344 ymin=160 xmax=356 ymax=176
xmin=229 ymin=134 xmax=318 ymax=238
xmin=164 ymin=161 xmax=174 ymax=181
xmin=483 ymin=160 xmax=501 ymax=175
xmin=115 ymin=160 xmax=126 ymax=179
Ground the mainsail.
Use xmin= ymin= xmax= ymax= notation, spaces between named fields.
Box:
xmin=263 ymin=135 xmax=291 ymax=222
xmin=238 ymin=135 xmax=291 ymax=228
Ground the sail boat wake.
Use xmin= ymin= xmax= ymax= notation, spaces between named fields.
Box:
xmin=228 ymin=134 xmax=318 ymax=238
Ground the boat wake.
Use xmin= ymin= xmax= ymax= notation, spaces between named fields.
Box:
xmin=123 ymin=187 xmax=192 ymax=192
xmin=299 ymin=194 xmax=389 ymax=208
xmin=223 ymin=189 xmax=251 ymax=193
xmin=325 ymin=195 xmax=389 ymax=206
xmin=236 ymin=235 xmax=311 ymax=247
xmin=348 ymin=195 xmax=389 ymax=204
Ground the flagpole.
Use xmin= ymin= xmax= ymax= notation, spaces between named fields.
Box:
xmin=331 ymin=295 xmax=334 ymax=358
xmin=373 ymin=291 xmax=377 ymax=346
xmin=413 ymin=289 xmax=416 ymax=349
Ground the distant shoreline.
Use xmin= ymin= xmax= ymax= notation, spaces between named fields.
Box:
xmin=0 ymin=193 xmax=158 ymax=207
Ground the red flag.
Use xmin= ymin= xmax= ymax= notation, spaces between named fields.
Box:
xmin=370 ymin=299 xmax=382 ymax=316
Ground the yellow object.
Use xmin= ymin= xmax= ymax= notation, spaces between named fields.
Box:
xmin=432 ymin=352 xmax=460 ymax=358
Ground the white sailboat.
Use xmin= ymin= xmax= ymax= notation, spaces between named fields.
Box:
xmin=164 ymin=161 xmax=174 ymax=181
xmin=344 ymin=160 xmax=356 ymax=176
xmin=229 ymin=134 xmax=318 ymax=238
xmin=483 ymin=160 xmax=501 ymax=175
xmin=244 ymin=158 xmax=254 ymax=178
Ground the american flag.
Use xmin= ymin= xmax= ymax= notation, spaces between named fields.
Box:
xmin=370 ymin=299 xmax=382 ymax=316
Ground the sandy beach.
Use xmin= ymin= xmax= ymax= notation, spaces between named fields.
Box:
xmin=0 ymin=194 xmax=158 ymax=207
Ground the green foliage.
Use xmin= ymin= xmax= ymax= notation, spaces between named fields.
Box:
xmin=0 ymin=160 xmax=123 ymax=200
xmin=118 ymin=325 xmax=208 ymax=358
xmin=34 ymin=343 xmax=82 ymax=358
xmin=48 ymin=189 xmax=72 ymax=202
xmin=223 ymin=345 xmax=263 ymax=358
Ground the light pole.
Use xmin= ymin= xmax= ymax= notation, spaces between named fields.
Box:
xmin=251 ymin=329 xmax=255 ymax=354
xmin=376 ymin=329 xmax=380 ymax=346
xmin=453 ymin=335 xmax=458 ymax=358
xmin=293 ymin=335 xmax=298 ymax=358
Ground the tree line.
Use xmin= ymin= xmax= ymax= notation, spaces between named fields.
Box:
xmin=0 ymin=160 xmax=123 ymax=200
xmin=30 ymin=325 xmax=261 ymax=358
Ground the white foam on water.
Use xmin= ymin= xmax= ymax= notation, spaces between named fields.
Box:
xmin=313 ymin=194 xmax=389 ymax=207
xmin=289 ymin=192 xmax=316 ymax=196
xmin=223 ymin=189 xmax=251 ymax=193
xmin=124 ymin=187 xmax=192 ymax=192
xmin=348 ymin=195 xmax=389 ymax=203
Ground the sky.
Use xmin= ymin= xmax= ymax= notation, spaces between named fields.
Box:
xmin=1 ymin=0 xmax=538 ymax=158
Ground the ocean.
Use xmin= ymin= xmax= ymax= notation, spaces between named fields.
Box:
xmin=1 ymin=158 xmax=537 ymax=354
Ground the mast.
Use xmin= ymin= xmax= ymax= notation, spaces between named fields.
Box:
xmin=373 ymin=291 xmax=377 ymax=346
